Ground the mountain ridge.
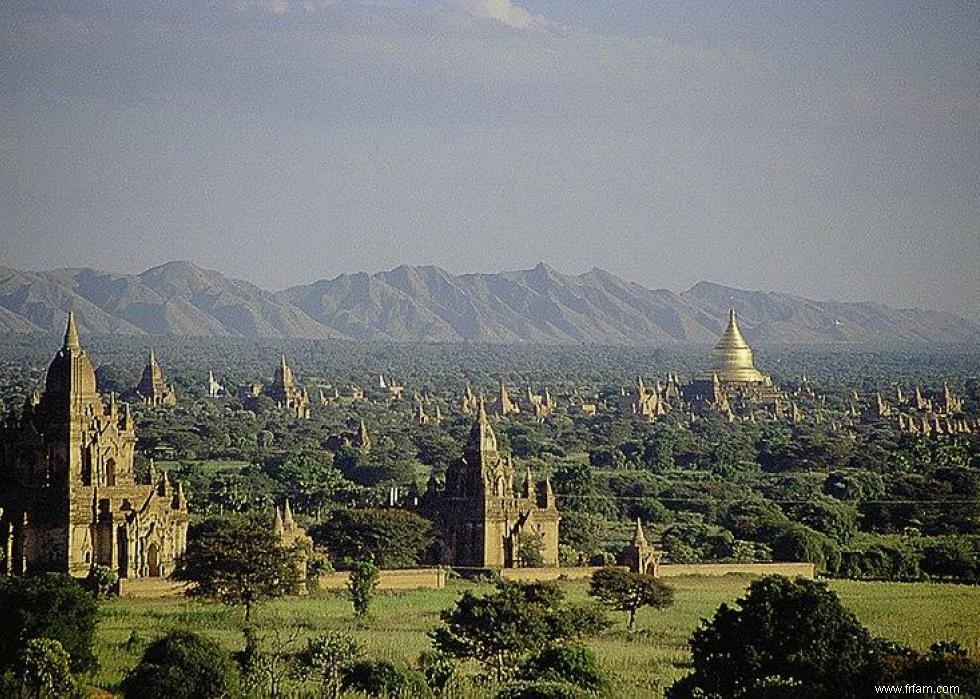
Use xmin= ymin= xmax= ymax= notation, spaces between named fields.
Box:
xmin=0 ymin=261 xmax=976 ymax=345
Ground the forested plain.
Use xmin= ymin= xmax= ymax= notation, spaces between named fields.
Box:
xmin=1 ymin=335 xmax=978 ymax=583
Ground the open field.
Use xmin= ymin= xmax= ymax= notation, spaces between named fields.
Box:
xmin=92 ymin=575 xmax=980 ymax=698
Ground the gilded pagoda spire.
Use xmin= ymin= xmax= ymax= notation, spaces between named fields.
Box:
xmin=708 ymin=308 xmax=765 ymax=383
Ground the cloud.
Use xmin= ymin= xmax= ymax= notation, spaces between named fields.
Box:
xmin=454 ymin=0 xmax=541 ymax=30
xmin=232 ymin=0 xmax=339 ymax=15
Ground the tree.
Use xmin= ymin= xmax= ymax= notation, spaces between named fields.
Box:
xmin=10 ymin=638 xmax=79 ymax=699
xmin=348 ymin=560 xmax=380 ymax=619
xmin=666 ymin=576 xmax=882 ymax=699
xmin=295 ymin=633 xmax=362 ymax=699
xmin=430 ymin=580 xmax=608 ymax=681
xmin=310 ymin=509 xmax=435 ymax=569
xmin=516 ymin=531 xmax=545 ymax=568
xmin=496 ymin=680 xmax=592 ymax=699
xmin=588 ymin=567 xmax=674 ymax=632
xmin=517 ymin=642 xmax=609 ymax=695
xmin=121 ymin=631 xmax=241 ymax=699
xmin=0 ymin=574 xmax=98 ymax=673
xmin=771 ymin=524 xmax=841 ymax=573
xmin=173 ymin=515 xmax=302 ymax=622
xmin=342 ymin=660 xmax=430 ymax=698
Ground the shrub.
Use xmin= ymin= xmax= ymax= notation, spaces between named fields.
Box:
xmin=348 ymin=560 xmax=380 ymax=618
xmin=0 ymin=574 xmax=98 ymax=673
xmin=518 ymin=643 xmax=609 ymax=695
xmin=120 ymin=631 xmax=241 ymax=699
xmin=496 ymin=680 xmax=593 ymax=699
xmin=343 ymin=659 xmax=431 ymax=697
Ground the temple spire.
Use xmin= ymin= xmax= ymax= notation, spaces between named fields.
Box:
xmin=523 ymin=466 xmax=535 ymax=498
xmin=632 ymin=517 xmax=649 ymax=547
xmin=273 ymin=505 xmax=284 ymax=537
xmin=63 ymin=312 xmax=80 ymax=350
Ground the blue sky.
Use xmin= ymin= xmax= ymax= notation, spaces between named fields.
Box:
xmin=1 ymin=1 xmax=978 ymax=316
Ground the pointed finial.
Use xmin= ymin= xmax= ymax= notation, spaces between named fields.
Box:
xmin=283 ymin=499 xmax=295 ymax=529
xmin=64 ymin=312 xmax=80 ymax=349
xmin=523 ymin=466 xmax=535 ymax=498
xmin=632 ymin=518 xmax=649 ymax=547
xmin=149 ymin=347 xmax=157 ymax=366
xmin=273 ymin=505 xmax=284 ymax=536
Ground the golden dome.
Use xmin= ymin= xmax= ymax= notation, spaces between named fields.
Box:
xmin=710 ymin=309 xmax=765 ymax=383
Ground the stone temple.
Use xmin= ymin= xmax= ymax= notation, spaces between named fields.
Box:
xmin=135 ymin=348 xmax=178 ymax=406
xmin=0 ymin=314 xmax=189 ymax=578
xmin=421 ymin=400 xmax=559 ymax=568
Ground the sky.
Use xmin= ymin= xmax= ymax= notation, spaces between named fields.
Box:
xmin=1 ymin=1 xmax=978 ymax=316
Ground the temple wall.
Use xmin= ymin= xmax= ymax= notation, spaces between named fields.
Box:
xmin=317 ymin=568 xmax=448 ymax=590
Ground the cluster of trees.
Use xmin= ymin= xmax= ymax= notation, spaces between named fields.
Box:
xmin=3 ymin=561 xmax=978 ymax=698
xmin=667 ymin=576 xmax=980 ymax=698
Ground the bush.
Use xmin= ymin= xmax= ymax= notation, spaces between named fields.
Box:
xmin=8 ymin=638 xmax=82 ymax=699
xmin=771 ymin=525 xmax=840 ymax=573
xmin=83 ymin=565 xmax=119 ymax=599
xmin=496 ymin=680 xmax=593 ymax=699
xmin=295 ymin=632 xmax=362 ymax=699
xmin=0 ymin=574 xmax=98 ymax=673
xmin=348 ymin=560 xmax=380 ymax=618
xmin=120 ymin=631 xmax=241 ymax=699
xmin=342 ymin=659 xmax=431 ymax=697
xmin=518 ymin=643 xmax=609 ymax=695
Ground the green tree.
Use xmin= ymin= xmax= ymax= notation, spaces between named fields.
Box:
xmin=516 ymin=531 xmax=545 ymax=568
xmin=348 ymin=561 xmax=380 ymax=618
xmin=588 ymin=567 xmax=674 ymax=632
xmin=121 ymin=631 xmax=241 ymax=699
xmin=342 ymin=659 xmax=431 ymax=697
xmin=11 ymin=638 xmax=79 ymax=699
xmin=173 ymin=515 xmax=302 ymax=621
xmin=431 ymin=580 xmax=608 ymax=681
xmin=771 ymin=525 xmax=841 ymax=573
xmin=495 ymin=680 xmax=592 ymax=699
xmin=310 ymin=509 xmax=435 ymax=569
xmin=0 ymin=574 xmax=98 ymax=673
xmin=517 ymin=642 xmax=609 ymax=695
xmin=295 ymin=633 xmax=362 ymax=699
xmin=666 ymin=576 xmax=882 ymax=699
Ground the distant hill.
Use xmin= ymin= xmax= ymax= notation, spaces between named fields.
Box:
xmin=0 ymin=261 xmax=976 ymax=344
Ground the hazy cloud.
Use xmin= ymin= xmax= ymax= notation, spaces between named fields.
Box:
xmin=453 ymin=0 xmax=543 ymax=29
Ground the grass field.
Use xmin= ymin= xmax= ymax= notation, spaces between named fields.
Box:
xmin=93 ymin=575 xmax=980 ymax=698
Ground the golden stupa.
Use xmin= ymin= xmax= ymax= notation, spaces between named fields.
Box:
xmin=709 ymin=309 xmax=766 ymax=383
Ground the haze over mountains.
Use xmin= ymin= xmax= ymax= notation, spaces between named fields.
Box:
xmin=0 ymin=261 xmax=976 ymax=345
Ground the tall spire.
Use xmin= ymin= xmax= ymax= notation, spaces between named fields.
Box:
xmin=523 ymin=466 xmax=536 ymax=498
xmin=64 ymin=312 xmax=80 ymax=350
xmin=632 ymin=517 xmax=649 ymax=548
xmin=466 ymin=394 xmax=498 ymax=457
xmin=273 ymin=505 xmax=284 ymax=537
xmin=149 ymin=347 xmax=157 ymax=366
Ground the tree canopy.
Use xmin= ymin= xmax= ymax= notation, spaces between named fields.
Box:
xmin=173 ymin=515 xmax=302 ymax=621
xmin=0 ymin=574 xmax=98 ymax=674
xmin=588 ymin=567 xmax=674 ymax=632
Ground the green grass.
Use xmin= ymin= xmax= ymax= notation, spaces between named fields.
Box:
xmin=93 ymin=575 xmax=980 ymax=698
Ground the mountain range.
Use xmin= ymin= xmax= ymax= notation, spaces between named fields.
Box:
xmin=0 ymin=261 xmax=976 ymax=345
